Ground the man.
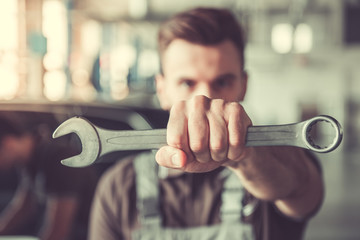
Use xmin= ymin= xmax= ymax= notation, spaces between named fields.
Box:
xmin=0 ymin=114 xmax=97 ymax=240
xmin=89 ymin=8 xmax=323 ymax=240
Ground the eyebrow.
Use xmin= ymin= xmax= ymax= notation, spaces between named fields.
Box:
xmin=175 ymin=73 xmax=239 ymax=85
xmin=213 ymin=73 xmax=237 ymax=82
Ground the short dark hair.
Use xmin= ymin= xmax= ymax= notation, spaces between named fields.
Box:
xmin=158 ymin=8 xmax=246 ymax=72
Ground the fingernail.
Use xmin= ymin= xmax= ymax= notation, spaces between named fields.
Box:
xmin=171 ymin=154 xmax=181 ymax=168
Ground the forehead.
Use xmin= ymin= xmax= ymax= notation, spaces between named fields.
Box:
xmin=161 ymin=39 xmax=242 ymax=78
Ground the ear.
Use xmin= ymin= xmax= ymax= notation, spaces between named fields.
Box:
xmin=238 ymin=71 xmax=248 ymax=101
xmin=155 ymin=74 xmax=169 ymax=110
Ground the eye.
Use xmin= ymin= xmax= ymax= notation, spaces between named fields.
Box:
xmin=181 ymin=80 xmax=196 ymax=88
xmin=214 ymin=78 xmax=231 ymax=88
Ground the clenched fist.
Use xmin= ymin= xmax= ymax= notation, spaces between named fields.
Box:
xmin=156 ymin=95 xmax=252 ymax=172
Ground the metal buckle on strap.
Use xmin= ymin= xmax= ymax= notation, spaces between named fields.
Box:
xmin=137 ymin=196 xmax=162 ymax=227
xmin=139 ymin=197 xmax=160 ymax=218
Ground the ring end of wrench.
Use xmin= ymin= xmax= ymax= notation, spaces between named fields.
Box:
xmin=303 ymin=115 xmax=343 ymax=153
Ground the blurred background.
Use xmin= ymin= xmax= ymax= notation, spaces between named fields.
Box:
xmin=0 ymin=0 xmax=359 ymax=239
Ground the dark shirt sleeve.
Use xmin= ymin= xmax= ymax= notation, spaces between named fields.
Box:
xmin=89 ymin=156 xmax=137 ymax=240
xmin=249 ymin=150 xmax=322 ymax=240
xmin=89 ymin=167 xmax=123 ymax=240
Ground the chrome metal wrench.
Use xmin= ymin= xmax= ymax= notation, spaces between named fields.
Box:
xmin=53 ymin=115 xmax=343 ymax=167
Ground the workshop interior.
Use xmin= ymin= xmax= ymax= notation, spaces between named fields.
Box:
xmin=0 ymin=0 xmax=359 ymax=239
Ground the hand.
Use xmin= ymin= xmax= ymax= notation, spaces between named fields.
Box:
xmin=155 ymin=95 xmax=252 ymax=172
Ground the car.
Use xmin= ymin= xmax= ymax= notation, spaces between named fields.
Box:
xmin=0 ymin=97 xmax=169 ymax=239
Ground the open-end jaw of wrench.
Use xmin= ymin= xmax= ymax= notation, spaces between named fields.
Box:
xmin=53 ymin=115 xmax=343 ymax=168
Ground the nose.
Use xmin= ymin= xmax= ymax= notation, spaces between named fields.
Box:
xmin=194 ymin=84 xmax=217 ymax=99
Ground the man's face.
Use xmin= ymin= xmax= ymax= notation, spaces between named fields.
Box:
xmin=156 ymin=39 xmax=247 ymax=110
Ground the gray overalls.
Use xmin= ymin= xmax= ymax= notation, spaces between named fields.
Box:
xmin=132 ymin=151 xmax=258 ymax=240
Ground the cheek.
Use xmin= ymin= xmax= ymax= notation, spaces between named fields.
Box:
xmin=165 ymin=84 xmax=189 ymax=104
xmin=227 ymin=82 xmax=246 ymax=102
xmin=215 ymin=88 xmax=239 ymax=102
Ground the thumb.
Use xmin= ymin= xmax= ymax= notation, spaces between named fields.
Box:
xmin=155 ymin=146 xmax=187 ymax=169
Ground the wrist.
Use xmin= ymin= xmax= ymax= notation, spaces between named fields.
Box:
xmin=223 ymin=146 xmax=256 ymax=169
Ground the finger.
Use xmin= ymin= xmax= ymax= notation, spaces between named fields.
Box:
xmin=208 ymin=100 xmax=228 ymax=162
xmin=187 ymin=96 xmax=211 ymax=163
xmin=226 ymin=102 xmax=250 ymax=161
xmin=155 ymin=146 xmax=187 ymax=169
xmin=167 ymin=101 xmax=190 ymax=150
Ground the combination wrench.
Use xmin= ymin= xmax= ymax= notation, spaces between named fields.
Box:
xmin=52 ymin=115 xmax=343 ymax=168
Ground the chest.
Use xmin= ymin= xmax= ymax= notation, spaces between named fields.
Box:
xmin=159 ymin=173 xmax=224 ymax=227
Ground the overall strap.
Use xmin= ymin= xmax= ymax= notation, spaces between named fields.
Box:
xmin=221 ymin=168 xmax=259 ymax=223
xmin=220 ymin=168 xmax=244 ymax=222
xmin=133 ymin=151 xmax=161 ymax=227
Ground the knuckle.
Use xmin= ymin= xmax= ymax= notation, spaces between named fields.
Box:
xmin=227 ymin=102 xmax=244 ymax=115
xmin=192 ymin=95 xmax=210 ymax=108
xmin=210 ymin=99 xmax=226 ymax=112
xmin=210 ymin=139 xmax=226 ymax=153
xmin=212 ymin=98 xmax=226 ymax=106
xmin=229 ymin=136 xmax=243 ymax=148
xmin=190 ymin=141 xmax=207 ymax=154
xmin=167 ymin=135 xmax=183 ymax=149
xmin=194 ymin=94 xmax=209 ymax=102
xmin=228 ymin=128 xmax=244 ymax=148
